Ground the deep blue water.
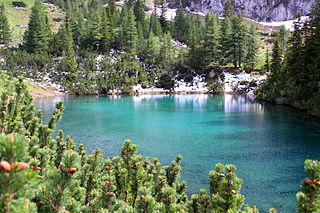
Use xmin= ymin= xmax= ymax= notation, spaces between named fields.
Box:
xmin=34 ymin=94 xmax=320 ymax=212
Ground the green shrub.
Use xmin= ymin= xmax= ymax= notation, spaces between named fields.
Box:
xmin=11 ymin=1 xmax=27 ymax=7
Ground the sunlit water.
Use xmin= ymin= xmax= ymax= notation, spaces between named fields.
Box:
xmin=34 ymin=94 xmax=320 ymax=212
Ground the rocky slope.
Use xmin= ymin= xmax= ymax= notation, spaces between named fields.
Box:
xmin=189 ymin=0 xmax=313 ymax=21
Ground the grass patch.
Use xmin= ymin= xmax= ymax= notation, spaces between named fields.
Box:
xmin=2 ymin=0 xmax=65 ymax=45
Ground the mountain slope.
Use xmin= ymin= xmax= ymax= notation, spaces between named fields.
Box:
xmin=188 ymin=0 xmax=312 ymax=21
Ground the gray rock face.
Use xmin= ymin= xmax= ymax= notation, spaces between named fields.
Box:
xmin=189 ymin=0 xmax=313 ymax=21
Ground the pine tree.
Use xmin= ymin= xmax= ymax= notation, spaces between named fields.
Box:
xmin=54 ymin=11 xmax=74 ymax=56
xmin=297 ymin=160 xmax=320 ymax=213
xmin=230 ymin=14 xmax=246 ymax=68
xmin=220 ymin=17 xmax=233 ymax=65
xmin=271 ymin=38 xmax=282 ymax=76
xmin=278 ymin=25 xmax=289 ymax=55
xmin=284 ymin=13 xmax=303 ymax=89
xmin=173 ymin=7 xmax=187 ymax=42
xmin=0 ymin=3 xmax=11 ymax=45
xmin=223 ymin=0 xmax=234 ymax=18
xmin=158 ymin=0 xmax=168 ymax=32
xmin=87 ymin=1 xmax=102 ymax=51
xmin=188 ymin=23 xmax=205 ymax=70
xmin=149 ymin=13 xmax=163 ymax=37
xmin=264 ymin=46 xmax=270 ymax=73
xmin=119 ymin=9 xmax=138 ymax=52
xmin=145 ymin=31 xmax=160 ymax=63
xmin=70 ymin=7 xmax=86 ymax=46
xmin=203 ymin=13 xmax=221 ymax=69
xmin=302 ymin=0 xmax=320 ymax=95
xmin=160 ymin=32 xmax=174 ymax=66
xmin=100 ymin=5 xmax=115 ymax=52
xmin=244 ymin=25 xmax=259 ymax=72
xmin=134 ymin=0 xmax=145 ymax=28
xmin=23 ymin=0 xmax=51 ymax=53
xmin=109 ymin=0 xmax=117 ymax=15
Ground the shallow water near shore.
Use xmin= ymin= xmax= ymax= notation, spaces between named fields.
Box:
xmin=34 ymin=94 xmax=320 ymax=212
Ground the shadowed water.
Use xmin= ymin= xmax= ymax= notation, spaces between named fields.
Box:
xmin=34 ymin=94 xmax=320 ymax=212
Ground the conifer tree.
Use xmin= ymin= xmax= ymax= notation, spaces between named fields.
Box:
xmin=87 ymin=1 xmax=102 ymax=50
xmin=173 ymin=7 xmax=187 ymax=42
xmin=244 ymin=25 xmax=259 ymax=72
xmin=297 ymin=160 xmax=320 ymax=213
xmin=119 ymin=9 xmax=138 ymax=52
xmin=0 ymin=3 xmax=11 ymax=45
xmin=284 ymin=14 xmax=303 ymax=88
xmin=188 ymin=23 xmax=205 ymax=70
xmin=100 ymin=5 xmax=115 ymax=52
xmin=264 ymin=46 xmax=270 ymax=73
xmin=203 ymin=13 xmax=221 ymax=69
xmin=145 ymin=31 xmax=160 ymax=63
xmin=160 ymin=32 xmax=174 ymax=67
xmin=302 ymin=0 xmax=320 ymax=95
xmin=23 ymin=0 xmax=51 ymax=53
xmin=223 ymin=0 xmax=234 ymax=18
xmin=55 ymin=11 xmax=74 ymax=56
xmin=71 ymin=8 xmax=86 ymax=46
xmin=158 ymin=0 xmax=169 ymax=32
xmin=0 ymin=134 xmax=38 ymax=213
xmin=230 ymin=14 xmax=246 ymax=68
xmin=134 ymin=0 xmax=146 ymax=29
xmin=109 ymin=0 xmax=117 ymax=15
xmin=271 ymin=38 xmax=282 ymax=76
xmin=278 ymin=25 xmax=289 ymax=55
xmin=220 ymin=17 xmax=233 ymax=65
xmin=149 ymin=13 xmax=163 ymax=37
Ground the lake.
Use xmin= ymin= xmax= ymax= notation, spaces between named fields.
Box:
xmin=34 ymin=94 xmax=320 ymax=212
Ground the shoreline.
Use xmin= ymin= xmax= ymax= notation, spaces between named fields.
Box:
xmin=31 ymin=90 xmax=320 ymax=118
xmin=31 ymin=90 xmax=255 ymax=98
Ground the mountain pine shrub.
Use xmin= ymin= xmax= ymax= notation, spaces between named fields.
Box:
xmin=0 ymin=76 xmax=319 ymax=212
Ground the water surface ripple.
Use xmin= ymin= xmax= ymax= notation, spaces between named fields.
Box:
xmin=34 ymin=94 xmax=320 ymax=212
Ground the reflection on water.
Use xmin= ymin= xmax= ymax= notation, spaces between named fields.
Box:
xmin=131 ymin=94 xmax=265 ymax=114
xmin=33 ymin=94 xmax=320 ymax=213
xmin=224 ymin=94 xmax=264 ymax=114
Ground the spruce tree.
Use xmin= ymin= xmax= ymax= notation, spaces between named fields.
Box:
xmin=203 ymin=13 xmax=221 ymax=69
xmin=223 ymin=0 xmax=234 ymax=18
xmin=23 ymin=0 xmax=51 ymax=53
xmin=87 ymin=1 xmax=102 ymax=51
xmin=220 ymin=17 xmax=233 ymax=65
xmin=119 ymin=9 xmax=138 ymax=52
xmin=158 ymin=0 xmax=169 ymax=32
xmin=0 ymin=3 xmax=11 ymax=45
xmin=284 ymin=14 xmax=303 ymax=90
xmin=264 ymin=46 xmax=270 ymax=73
xmin=149 ymin=13 xmax=163 ymax=37
xmin=230 ymin=14 xmax=246 ymax=68
xmin=160 ymin=32 xmax=174 ymax=67
xmin=188 ymin=23 xmax=205 ymax=71
xmin=133 ymin=0 xmax=145 ymax=28
xmin=278 ymin=25 xmax=289 ymax=56
xmin=71 ymin=7 xmax=86 ymax=46
xmin=54 ymin=11 xmax=74 ymax=56
xmin=244 ymin=25 xmax=259 ymax=72
xmin=145 ymin=31 xmax=160 ymax=63
xmin=173 ymin=7 xmax=187 ymax=42
xmin=100 ymin=5 xmax=115 ymax=52
xmin=302 ymin=0 xmax=320 ymax=95
xmin=271 ymin=38 xmax=282 ymax=76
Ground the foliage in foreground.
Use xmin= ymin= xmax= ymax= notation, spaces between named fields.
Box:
xmin=0 ymin=78 xmax=319 ymax=213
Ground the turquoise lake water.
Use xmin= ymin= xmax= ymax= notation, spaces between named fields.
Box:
xmin=34 ymin=94 xmax=320 ymax=212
